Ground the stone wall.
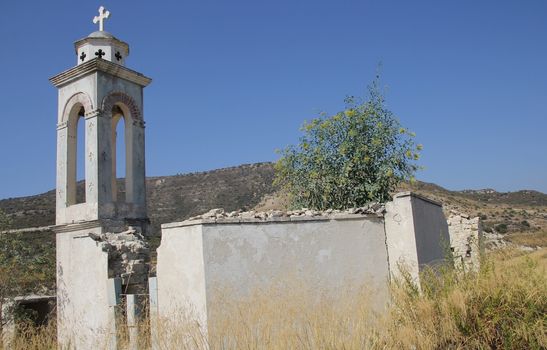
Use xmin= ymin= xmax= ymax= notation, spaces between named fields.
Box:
xmin=448 ymin=211 xmax=482 ymax=270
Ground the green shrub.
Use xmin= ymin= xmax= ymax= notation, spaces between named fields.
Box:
xmin=275 ymin=78 xmax=420 ymax=209
xmin=495 ymin=223 xmax=508 ymax=234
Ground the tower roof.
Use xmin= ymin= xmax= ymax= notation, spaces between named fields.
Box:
xmin=73 ymin=6 xmax=129 ymax=66
xmin=88 ymin=31 xmax=115 ymax=39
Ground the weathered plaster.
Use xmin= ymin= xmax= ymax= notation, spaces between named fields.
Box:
xmin=156 ymin=215 xmax=390 ymax=336
xmin=385 ymin=192 xmax=450 ymax=282
xmin=55 ymin=224 xmax=113 ymax=349
xmin=156 ymin=224 xmax=208 ymax=329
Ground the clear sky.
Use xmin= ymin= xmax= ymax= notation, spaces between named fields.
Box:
xmin=0 ymin=0 xmax=546 ymax=199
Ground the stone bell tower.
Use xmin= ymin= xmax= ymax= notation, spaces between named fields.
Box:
xmin=50 ymin=7 xmax=152 ymax=349
xmin=51 ymin=6 xmax=151 ymax=227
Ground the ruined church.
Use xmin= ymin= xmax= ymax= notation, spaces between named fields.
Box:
xmin=2 ymin=7 xmax=481 ymax=349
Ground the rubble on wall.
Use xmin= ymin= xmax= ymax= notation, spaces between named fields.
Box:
xmin=185 ymin=204 xmax=386 ymax=223
xmin=447 ymin=211 xmax=482 ymax=270
xmin=88 ymin=227 xmax=150 ymax=290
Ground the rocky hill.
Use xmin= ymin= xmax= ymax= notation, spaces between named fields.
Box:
xmin=398 ymin=181 xmax=547 ymax=236
xmin=1 ymin=162 xmax=546 ymax=236
xmin=1 ymin=162 xmax=546 ymax=294
xmin=0 ymin=162 xmax=276 ymax=233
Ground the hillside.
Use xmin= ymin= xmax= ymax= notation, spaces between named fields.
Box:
xmin=1 ymin=162 xmax=546 ymax=236
xmin=398 ymin=181 xmax=547 ymax=237
xmin=0 ymin=162 xmax=276 ymax=233
xmin=1 ymin=162 xmax=546 ymax=295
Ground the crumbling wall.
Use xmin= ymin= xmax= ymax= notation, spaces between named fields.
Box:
xmin=186 ymin=204 xmax=386 ymax=221
xmin=56 ymin=224 xmax=149 ymax=349
xmin=448 ymin=212 xmax=482 ymax=270
xmin=89 ymin=227 xmax=150 ymax=294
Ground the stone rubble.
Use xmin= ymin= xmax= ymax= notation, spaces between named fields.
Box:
xmin=88 ymin=227 xmax=150 ymax=288
xmin=187 ymin=204 xmax=386 ymax=222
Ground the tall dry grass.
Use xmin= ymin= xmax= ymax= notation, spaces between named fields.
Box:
xmin=4 ymin=248 xmax=546 ymax=349
xmin=378 ymin=248 xmax=547 ymax=349
xmin=2 ymin=321 xmax=57 ymax=350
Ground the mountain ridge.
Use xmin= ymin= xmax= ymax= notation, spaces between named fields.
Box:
xmin=1 ymin=162 xmax=546 ymax=234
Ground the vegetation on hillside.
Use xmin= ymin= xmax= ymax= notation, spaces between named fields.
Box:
xmin=0 ymin=209 xmax=55 ymax=323
xmin=275 ymin=79 xmax=421 ymax=209
xmin=0 ymin=163 xmax=277 ymax=233
xmin=0 ymin=210 xmax=55 ymax=330
xmin=1 ymin=163 xmax=545 ymax=237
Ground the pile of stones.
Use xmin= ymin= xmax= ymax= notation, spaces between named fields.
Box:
xmin=89 ymin=227 xmax=150 ymax=288
xmin=187 ymin=203 xmax=386 ymax=222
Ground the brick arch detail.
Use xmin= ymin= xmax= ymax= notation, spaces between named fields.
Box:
xmin=101 ymin=92 xmax=142 ymax=121
xmin=61 ymin=92 xmax=93 ymax=123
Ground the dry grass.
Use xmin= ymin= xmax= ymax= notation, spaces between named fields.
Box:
xmin=505 ymin=230 xmax=547 ymax=248
xmin=380 ymin=248 xmax=547 ymax=349
xmin=4 ymin=248 xmax=546 ymax=350
xmin=3 ymin=321 xmax=57 ymax=350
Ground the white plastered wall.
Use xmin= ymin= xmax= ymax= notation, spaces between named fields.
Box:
xmin=385 ymin=192 xmax=450 ymax=282
xmin=155 ymin=224 xmax=208 ymax=328
xmin=56 ymin=225 xmax=116 ymax=350
xmin=156 ymin=216 xmax=390 ymax=334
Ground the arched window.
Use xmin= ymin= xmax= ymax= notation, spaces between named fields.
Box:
xmin=103 ymin=92 xmax=141 ymax=205
xmin=75 ymin=111 xmax=86 ymax=204
xmin=111 ymin=105 xmax=127 ymax=202
xmin=61 ymin=92 xmax=93 ymax=209
xmin=66 ymin=105 xmax=86 ymax=205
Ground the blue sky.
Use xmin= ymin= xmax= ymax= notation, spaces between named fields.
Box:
xmin=0 ymin=0 xmax=546 ymax=199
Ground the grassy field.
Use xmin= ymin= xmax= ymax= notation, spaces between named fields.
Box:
xmin=505 ymin=230 xmax=547 ymax=248
xmin=6 ymin=247 xmax=546 ymax=350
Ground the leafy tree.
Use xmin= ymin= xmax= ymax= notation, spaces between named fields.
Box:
xmin=275 ymin=79 xmax=421 ymax=210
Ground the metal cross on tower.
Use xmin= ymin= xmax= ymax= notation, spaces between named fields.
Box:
xmin=93 ymin=6 xmax=110 ymax=32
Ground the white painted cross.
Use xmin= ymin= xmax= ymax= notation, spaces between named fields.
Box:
xmin=93 ymin=6 xmax=110 ymax=32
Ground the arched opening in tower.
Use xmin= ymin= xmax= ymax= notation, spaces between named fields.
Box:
xmin=112 ymin=105 xmax=127 ymax=202
xmin=75 ymin=107 xmax=86 ymax=204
